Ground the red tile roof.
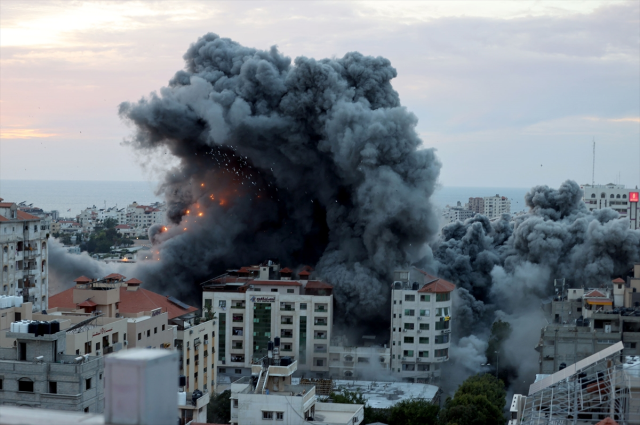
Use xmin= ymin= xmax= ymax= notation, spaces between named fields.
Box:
xmin=0 ymin=216 xmax=8 ymax=222
xmin=74 ymin=276 xmax=92 ymax=283
xmin=302 ymin=265 xmax=315 ymax=272
xmin=49 ymin=286 xmax=198 ymax=320
xmin=77 ymin=300 xmax=97 ymax=307
xmin=16 ymin=210 xmax=40 ymax=221
xmin=0 ymin=202 xmax=14 ymax=208
xmin=280 ymin=267 xmax=293 ymax=274
xmin=305 ymin=281 xmax=333 ymax=289
xmin=126 ymin=278 xmax=143 ymax=285
xmin=612 ymin=278 xmax=625 ymax=284
xmin=250 ymin=280 xmax=302 ymax=286
xmin=416 ymin=270 xmax=456 ymax=294
xmin=298 ymin=270 xmax=310 ymax=276
xmin=585 ymin=289 xmax=607 ymax=298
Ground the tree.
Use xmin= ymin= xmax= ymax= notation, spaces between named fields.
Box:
xmin=207 ymin=390 xmax=231 ymax=423
xmin=387 ymin=399 xmax=439 ymax=425
xmin=438 ymin=373 xmax=507 ymax=425
xmin=103 ymin=218 xmax=118 ymax=229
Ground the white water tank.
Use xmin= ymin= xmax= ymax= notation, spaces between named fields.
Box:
xmin=20 ymin=321 xmax=30 ymax=333
xmin=177 ymin=391 xmax=187 ymax=405
xmin=10 ymin=322 xmax=16 ymax=332
xmin=14 ymin=296 xmax=23 ymax=307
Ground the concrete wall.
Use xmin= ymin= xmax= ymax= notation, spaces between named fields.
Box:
xmin=126 ymin=312 xmax=175 ymax=349
xmin=177 ymin=319 xmax=215 ymax=393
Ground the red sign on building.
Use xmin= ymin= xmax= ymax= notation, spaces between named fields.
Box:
xmin=630 ymin=192 xmax=639 ymax=203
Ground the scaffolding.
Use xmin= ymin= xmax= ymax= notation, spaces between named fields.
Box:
xmin=521 ymin=342 xmax=640 ymax=424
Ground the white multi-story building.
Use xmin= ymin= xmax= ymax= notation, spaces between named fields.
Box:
xmin=0 ymin=198 xmax=50 ymax=311
xmin=581 ymin=183 xmax=640 ymax=229
xmin=328 ymin=343 xmax=391 ymax=379
xmin=230 ymin=359 xmax=363 ymax=425
xmin=483 ymin=194 xmax=511 ymax=219
xmin=390 ymin=267 xmax=454 ymax=383
xmin=126 ymin=202 xmax=166 ymax=230
xmin=202 ymin=262 xmax=333 ymax=383
xmin=442 ymin=201 xmax=475 ymax=224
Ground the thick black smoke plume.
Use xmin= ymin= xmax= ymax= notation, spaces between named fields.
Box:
xmin=434 ymin=180 xmax=640 ymax=393
xmin=118 ymin=33 xmax=441 ymax=327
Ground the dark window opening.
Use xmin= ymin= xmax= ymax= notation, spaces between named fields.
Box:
xmin=18 ymin=379 xmax=34 ymax=392
xmin=49 ymin=382 xmax=58 ymax=394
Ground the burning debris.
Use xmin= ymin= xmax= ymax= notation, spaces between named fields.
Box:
xmin=117 ymin=33 xmax=441 ymax=326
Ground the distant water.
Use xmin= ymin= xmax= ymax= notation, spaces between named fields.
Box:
xmin=0 ymin=179 xmax=532 ymax=217
xmin=0 ymin=180 xmax=162 ymax=217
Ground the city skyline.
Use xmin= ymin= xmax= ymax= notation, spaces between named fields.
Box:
xmin=1 ymin=1 xmax=638 ymax=188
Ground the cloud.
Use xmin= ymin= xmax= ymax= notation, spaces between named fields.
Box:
xmin=0 ymin=128 xmax=57 ymax=139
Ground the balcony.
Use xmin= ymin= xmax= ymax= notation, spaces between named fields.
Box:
xmin=314 ymin=321 xmax=327 ymax=326
xmin=314 ymin=334 xmax=327 ymax=340
xmin=281 ymin=319 xmax=293 ymax=325
xmin=314 ymin=346 xmax=327 ymax=354
xmin=281 ymin=332 xmax=293 ymax=339
xmin=314 ymin=307 xmax=328 ymax=313
xmin=280 ymin=304 xmax=295 ymax=311
xmin=232 ymin=315 xmax=244 ymax=323
xmin=231 ymin=304 xmax=245 ymax=309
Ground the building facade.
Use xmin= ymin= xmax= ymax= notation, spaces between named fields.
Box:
xmin=483 ymin=194 xmax=511 ymax=219
xmin=0 ymin=330 xmax=105 ymax=412
xmin=581 ymin=183 xmax=640 ymax=229
xmin=468 ymin=197 xmax=484 ymax=214
xmin=390 ymin=267 xmax=454 ymax=383
xmin=328 ymin=344 xmax=391 ymax=379
xmin=176 ymin=319 xmax=216 ymax=393
xmin=202 ymin=262 xmax=333 ymax=383
xmin=1 ymin=198 xmax=50 ymax=311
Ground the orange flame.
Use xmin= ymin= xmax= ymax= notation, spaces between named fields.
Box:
xmin=198 ymin=212 xmax=203 ymax=217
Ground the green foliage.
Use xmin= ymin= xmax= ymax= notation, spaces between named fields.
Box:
xmin=388 ymin=399 xmax=439 ymax=425
xmin=207 ymin=390 xmax=231 ymax=423
xmin=103 ymin=218 xmax=118 ymax=229
xmin=454 ymin=374 xmax=506 ymax=411
xmin=439 ymin=373 xmax=507 ymax=425
xmin=81 ymin=225 xmax=132 ymax=254
xmin=329 ymin=390 xmax=438 ymax=425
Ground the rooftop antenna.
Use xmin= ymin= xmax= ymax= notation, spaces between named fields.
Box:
xmin=592 ymin=137 xmax=596 ymax=186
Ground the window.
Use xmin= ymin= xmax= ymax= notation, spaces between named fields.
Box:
xmin=162 ymin=325 xmax=165 ymax=331
xmin=138 ymin=333 xmax=142 ymax=341
xmin=124 ymin=333 xmax=127 ymax=341
xmin=263 ymin=411 xmax=274 ymax=420
xmin=420 ymin=323 xmax=429 ymax=330
xmin=436 ymin=307 xmax=449 ymax=317
xmin=154 ymin=327 xmax=157 ymax=334
xmin=277 ymin=412 xmax=284 ymax=420
xmin=316 ymin=358 xmax=324 ymax=367
xmin=436 ymin=293 xmax=451 ymax=302
xmin=403 ymin=350 xmax=414 ymax=357
xmin=419 ymin=337 xmax=430 ymax=344
xmin=86 ymin=378 xmax=92 ymax=390
xmin=300 ymin=303 xmax=307 ymax=310
xmin=435 ymin=320 xmax=450 ymax=330
xmin=435 ymin=335 xmax=450 ymax=344
xmin=147 ymin=330 xmax=150 ymax=337
xmin=591 ymin=193 xmax=596 ymax=198
xmin=235 ymin=369 xmax=242 ymax=374
xmin=233 ymin=399 xmax=239 ymax=408
xmin=435 ymin=348 xmax=449 ymax=357
xmin=84 ymin=408 xmax=89 ymax=413
xmin=96 ymin=342 xmax=100 ymax=351
xmin=404 ymin=323 xmax=414 ymax=330
xmin=287 ymin=289 xmax=294 ymax=293
xmin=84 ymin=341 xmax=92 ymax=354
xmin=204 ymin=299 xmax=212 ymax=310
xmin=420 ymin=295 xmax=430 ymax=302
xmin=18 ymin=379 xmax=34 ymax=392
xmin=219 ymin=300 xmax=226 ymax=308
xmin=404 ymin=309 xmax=415 ymax=316
xmin=112 ymin=333 xmax=119 ymax=343
xmin=219 ymin=368 xmax=226 ymax=373
xmin=357 ymin=357 xmax=370 ymax=363
xmin=271 ymin=288 xmax=278 ymax=292
xmin=0 ymin=378 xmax=2 ymax=390
xmin=405 ymin=294 xmax=415 ymax=302
xmin=420 ymin=309 xmax=429 ymax=317
xmin=404 ymin=337 xmax=414 ymax=343
xmin=49 ymin=382 xmax=58 ymax=394
xmin=419 ymin=351 xmax=429 ymax=358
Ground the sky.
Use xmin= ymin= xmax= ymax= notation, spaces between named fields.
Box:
xmin=0 ymin=0 xmax=638 ymax=188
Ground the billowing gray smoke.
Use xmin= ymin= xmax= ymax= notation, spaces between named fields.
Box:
xmin=432 ymin=180 xmax=640 ymax=392
xmin=118 ymin=33 xmax=441 ymax=326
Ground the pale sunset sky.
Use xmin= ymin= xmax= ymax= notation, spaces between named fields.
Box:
xmin=0 ymin=1 xmax=638 ymax=188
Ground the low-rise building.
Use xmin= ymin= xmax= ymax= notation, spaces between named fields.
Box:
xmin=230 ymin=359 xmax=363 ymax=425
xmin=390 ymin=267 xmax=454 ymax=383
xmin=328 ymin=342 xmax=391 ymax=380
xmin=0 ymin=329 xmax=105 ymax=412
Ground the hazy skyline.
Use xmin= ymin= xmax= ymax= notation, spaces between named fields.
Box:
xmin=1 ymin=0 xmax=638 ymax=188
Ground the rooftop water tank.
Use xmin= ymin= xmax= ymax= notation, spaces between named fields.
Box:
xmin=177 ymin=391 xmax=187 ymax=406
xmin=28 ymin=321 xmax=38 ymax=335
xmin=50 ymin=321 xmax=60 ymax=333
xmin=274 ymin=337 xmax=280 ymax=347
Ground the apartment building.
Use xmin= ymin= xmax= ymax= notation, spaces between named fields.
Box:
xmin=175 ymin=319 xmax=216 ymax=393
xmin=468 ymin=197 xmax=484 ymax=214
xmin=390 ymin=267 xmax=454 ymax=383
xmin=581 ymin=183 xmax=640 ymax=229
xmin=49 ymin=274 xmax=198 ymax=359
xmin=202 ymin=262 xmax=333 ymax=383
xmin=126 ymin=202 xmax=166 ymax=230
xmin=483 ymin=194 xmax=511 ymax=219
xmin=442 ymin=201 xmax=475 ymax=224
xmin=0 ymin=198 xmax=50 ymax=311
xmin=0 ymin=329 xmax=105 ymax=412
xmin=328 ymin=343 xmax=391 ymax=379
